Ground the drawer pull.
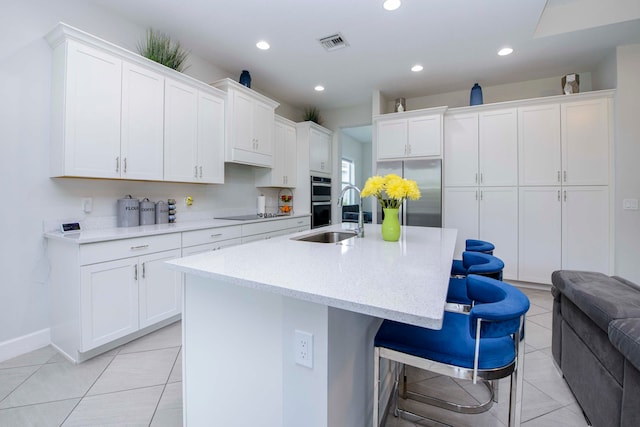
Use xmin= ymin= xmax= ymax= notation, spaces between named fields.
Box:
xmin=130 ymin=245 xmax=150 ymax=251
xmin=210 ymin=233 xmax=223 ymax=238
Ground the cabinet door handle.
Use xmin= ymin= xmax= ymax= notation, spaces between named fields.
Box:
xmin=564 ymin=171 xmax=567 ymax=182
xmin=564 ymin=190 xmax=567 ymax=202
xmin=480 ymin=173 xmax=484 ymax=184
xmin=142 ymin=262 xmax=146 ymax=279
xmin=557 ymin=190 xmax=561 ymax=201
xmin=134 ymin=264 xmax=138 ymax=281
xmin=194 ymin=166 xmax=198 ymax=178
xmin=116 ymin=157 xmax=120 ymax=173
xmin=475 ymin=173 xmax=478 ymax=184
xmin=130 ymin=245 xmax=150 ymax=251
xmin=480 ymin=190 xmax=483 ymax=201
xmin=557 ymin=171 xmax=561 ymax=183
xmin=124 ymin=158 xmax=127 ymax=173
xmin=475 ymin=190 xmax=478 ymax=201
xmin=199 ymin=166 xmax=203 ymax=178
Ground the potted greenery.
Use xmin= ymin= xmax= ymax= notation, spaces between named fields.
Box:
xmin=303 ymin=107 xmax=322 ymax=125
xmin=137 ymin=29 xmax=190 ymax=72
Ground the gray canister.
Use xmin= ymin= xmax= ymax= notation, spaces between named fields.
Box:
xmin=139 ymin=198 xmax=156 ymax=225
xmin=117 ymin=195 xmax=140 ymax=227
xmin=155 ymin=201 xmax=169 ymax=224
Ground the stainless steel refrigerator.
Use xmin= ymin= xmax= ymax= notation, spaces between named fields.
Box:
xmin=376 ymin=159 xmax=442 ymax=227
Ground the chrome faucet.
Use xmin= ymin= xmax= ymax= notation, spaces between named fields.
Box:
xmin=338 ymin=185 xmax=364 ymax=238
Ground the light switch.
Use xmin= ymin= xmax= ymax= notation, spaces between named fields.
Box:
xmin=623 ymin=199 xmax=638 ymax=210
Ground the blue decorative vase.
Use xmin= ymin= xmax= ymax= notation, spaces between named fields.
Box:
xmin=470 ymin=83 xmax=483 ymax=106
xmin=239 ymin=70 xmax=251 ymax=88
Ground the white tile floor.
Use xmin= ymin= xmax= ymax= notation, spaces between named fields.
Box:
xmin=0 ymin=286 xmax=588 ymax=426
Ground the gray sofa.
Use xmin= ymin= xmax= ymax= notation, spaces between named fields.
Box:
xmin=551 ymin=270 xmax=640 ymax=427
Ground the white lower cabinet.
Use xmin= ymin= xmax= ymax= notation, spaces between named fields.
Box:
xmin=518 ymin=186 xmax=609 ymax=284
xmin=444 ymin=187 xmax=518 ymax=280
xmin=49 ymin=233 xmax=182 ymax=362
xmin=182 ymin=225 xmax=242 ymax=255
xmin=241 ymin=217 xmax=311 ymax=244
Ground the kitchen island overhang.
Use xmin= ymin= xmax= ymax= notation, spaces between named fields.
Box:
xmin=167 ymin=223 xmax=457 ymax=426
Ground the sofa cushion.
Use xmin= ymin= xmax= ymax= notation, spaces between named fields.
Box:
xmin=551 ymin=270 xmax=640 ymax=332
xmin=609 ymin=318 xmax=640 ymax=372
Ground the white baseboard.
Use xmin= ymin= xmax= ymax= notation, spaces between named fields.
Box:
xmin=0 ymin=329 xmax=51 ymax=363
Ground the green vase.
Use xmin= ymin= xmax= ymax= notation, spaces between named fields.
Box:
xmin=381 ymin=208 xmax=401 ymax=242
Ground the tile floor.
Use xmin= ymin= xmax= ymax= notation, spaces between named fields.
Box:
xmin=0 ymin=286 xmax=588 ymax=426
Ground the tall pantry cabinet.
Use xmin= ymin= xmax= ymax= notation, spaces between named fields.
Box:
xmin=444 ymin=91 xmax=613 ymax=284
xmin=518 ymin=96 xmax=612 ymax=283
xmin=443 ymin=108 xmax=519 ymax=280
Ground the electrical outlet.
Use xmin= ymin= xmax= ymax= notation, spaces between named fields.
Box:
xmin=295 ymin=330 xmax=313 ymax=368
xmin=82 ymin=197 xmax=93 ymax=213
xmin=623 ymin=199 xmax=638 ymax=210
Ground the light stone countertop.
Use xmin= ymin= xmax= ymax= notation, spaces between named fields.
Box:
xmin=167 ymin=223 xmax=457 ymax=329
xmin=43 ymin=214 xmax=310 ymax=244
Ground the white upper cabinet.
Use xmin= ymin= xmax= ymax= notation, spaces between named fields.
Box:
xmin=297 ymin=121 xmax=333 ymax=176
xmin=211 ymin=79 xmax=279 ymax=168
xmin=444 ymin=108 xmax=517 ymax=187
xmin=256 ymin=115 xmax=297 ymax=187
xmin=164 ymin=79 xmax=225 ymax=184
xmin=518 ymin=97 xmax=610 ymax=187
xmin=50 ymin=39 xmax=122 ymax=178
xmin=121 ymin=62 xmax=165 ymax=181
xmin=561 ymin=98 xmax=610 ymax=185
xmin=478 ymin=108 xmax=518 ymax=186
xmin=375 ymin=107 xmax=446 ymax=160
xmin=444 ymin=113 xmax=479 ymax=187
xmin=46 ymin=23 xmax=226 ymax=184
xmin=518 ymin=104 xmax=562 ymax=186
xmin=164 ymin=79 xmax=199 ymax=182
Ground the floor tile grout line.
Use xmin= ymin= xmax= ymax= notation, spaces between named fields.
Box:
xmin=0 ymin=359 xmax=50 ymax=409
xmin=148 ymin=383 xmax=168 ymax=427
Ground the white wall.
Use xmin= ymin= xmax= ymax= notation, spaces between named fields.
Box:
xmin=0 ymin=0 xmax=299 ymax=356
xmin=592 ymin=50 xmax=618 ymax=91
xmin=614 ymin=44 xmax=640 ymax=283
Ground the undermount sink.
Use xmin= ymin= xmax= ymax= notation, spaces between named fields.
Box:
xmin=293 ymin=230 xmax=358 ymax=244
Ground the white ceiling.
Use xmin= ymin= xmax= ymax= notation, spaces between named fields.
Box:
xmin=93 ymin=0 xmax=640 ymax=111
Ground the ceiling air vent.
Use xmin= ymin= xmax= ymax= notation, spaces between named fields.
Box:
xmin=318 ymin=33 xmax=349 ymax=52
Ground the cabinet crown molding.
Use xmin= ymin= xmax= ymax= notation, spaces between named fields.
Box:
xmin=45 ymin=22 xmax=225 ymax=97
xmin=373 ymin=105 xmax=448 ymax=121
xmin=210 ymin=78 xmax=280 ymax=109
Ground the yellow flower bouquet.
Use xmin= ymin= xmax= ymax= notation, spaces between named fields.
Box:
xmin=361 ymin=174 xmax=421 ymax=208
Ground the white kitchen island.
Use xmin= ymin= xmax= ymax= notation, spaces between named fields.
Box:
xmin=167 ymin=223 xmax=457 ymax=427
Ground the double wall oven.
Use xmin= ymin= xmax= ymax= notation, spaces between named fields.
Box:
xmin=311 ymin=176 xmax=332 ymax=228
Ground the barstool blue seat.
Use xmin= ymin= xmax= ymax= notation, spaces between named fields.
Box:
xmin=373 ymin=275 xmax=530 ymax=427
xmin=466 ymin=239 xmax=495 ymax=254
xmin=448 ymin=252 xmax=505 ymax=305
xmin=451 ymin=239 xmax=496 ymax=276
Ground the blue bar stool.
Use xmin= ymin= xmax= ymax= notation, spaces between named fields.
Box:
xmin=373 ymin=275 xmax=530 ymax=427
xmin=447 ymin=252 xmax=505 ymax=306
xmin=451 ymin=239 xmax=496 ymax=276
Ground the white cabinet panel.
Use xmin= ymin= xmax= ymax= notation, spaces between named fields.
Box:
xmin=444 ymin=113 xmax=479 ymax=187
xmin=561 ymin=98 xmax=610 ymax=185
xmin=309 ymin=126 xmax=332 ymax=174
xmin=518 ymin=187 xmax=562 ymax=284
xmin=562 ymin=186 xmax=609 ymax=274
xmin=197 ymin=92 xmax=225 ymax=184
xmin=53 ymin=40 xmax=122 ymax=178
xmin=377 ymin=119 xmax=407 ymax=159
xmin=478 ymin=108 xmax=518 ymax=186
xmin=164 ymin=78 xmax=199 ymax=182
xmin=139 ymin=249 xmax=183 ymax=328
xmin=479 ymin=187 xmax=518 ymax=280
xmin=80 ymin=258 xmax=138 ymax=350
xmin=408 ymin=115 xmax=442 ymax=157
xmin=443 ymin=188 xmax=479 ymax=258
xmin=256 ymin=116 xmax=297 ymax=187
xmin=518 ymin=104 xmax=561 ymax=186
xmin=120 ymin=62 xmax=164 ymax=180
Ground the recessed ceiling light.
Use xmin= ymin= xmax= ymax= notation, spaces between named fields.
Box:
xmin=383 ymin=0 xmax=401 ymax=11
xmin=498 ymin=47 xmax=513 ymax=56
xmin=314 ymin=85 xmax=325 ymax=92
xmin=256 ymin=40 xmax=270 ymax=50
xmin=411 ymin=64 xmax=424 ymax=72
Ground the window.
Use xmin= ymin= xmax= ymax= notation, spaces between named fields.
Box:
xmin=341 ymin=158 xmax=355 ymax=205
